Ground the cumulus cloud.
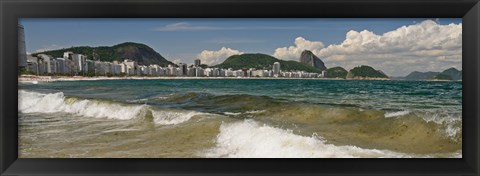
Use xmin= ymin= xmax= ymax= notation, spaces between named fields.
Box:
xmin=35 ymin=44 xmax=64 ymax=53
xmin=197 ymin=47 xmax=244 ymax=65
xmin=319 ymin=20 xmax=461 ymax=76
xmin=274 ymin=20 xmax=462 ymax=76
xmin=273 ymin=37 xmax=325 ymax=61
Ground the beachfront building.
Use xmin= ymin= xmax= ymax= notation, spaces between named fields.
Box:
xmin=233 ymin=70 xmax=244 ymax=77
xmin=55 ymin=58 xmax=67 ymax=74
xmin=111 ymin=63 xmax=122 ymax=75
xmin=273 ymin=62 xmax=280 ymax=77
xmin=195 ymin=67 xmax=204 ymax=77
xmin=71 ymin=54 xmax=87 ymax=75
xmin=26 ymin=55 xmax=39 ymax=75
xmin=320 ymin=70 xmax=327 ymax=78
xmin=223 ymin=69 xmax=232 ymax=77
xmin=187 ymin=67 xmax=195 ymax=76
xmin=178 ymin=63 xmax=187 ymax=75
xmin=22 ymin=52 xmax=327 ymax=79
xmin=37 ymin=54 xmax=57 ymax=74
xmin=251 ymin=69 xmax=266 ymax=77
xmin=18 ymin=24 xmax=27 ymax=69
xmin=204 ymin=68 xmax=213 ymax=77
xmin=63 ymin=52 xmax=74 ymax=60
xmin=194 ymin=59 xmax=201 ymax=66
xmin=122 ymin=59 xmax=137 ymax=75
xmin=86 ymin=60 xmax=95 ymax=75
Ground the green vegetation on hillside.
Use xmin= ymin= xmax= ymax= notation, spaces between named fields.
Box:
xmin=404 ymin=71 xmax=440 ymax=80
xmin=325 ymin=66 xmax=348 ymax=79
xmin=433 ymin=74 xmax=453 ymax=80
xmin=214 ymin=53 xmax=323 ymax=73
xmin=33 ymin=42 xmax=174 ymax=66
xmin=403 ymin=67 xmax=461 ymax=80
xmin=348 ymin=65 xmax=389 ymax=78
xmin=439 ymin=67 xmax=461 ymax=80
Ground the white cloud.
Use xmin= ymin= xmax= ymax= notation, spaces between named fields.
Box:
xmin=273 ymin=20 xmax=462 ymax=76
xmin=35 ymin=44 xmax=64 ymax=53
xmin=273 ymin=37 xmax=325 ymax=61
xmin=197 ymin=47 xmax=244 ymax=65
xmin=317 ymin=20 xmax=462 ymax=76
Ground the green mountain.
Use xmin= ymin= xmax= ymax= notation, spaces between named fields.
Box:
xmin=403 ymin=68 xmax=462 ymax=80
xmin=33 ymin=42 xmax=174 ymax=66
xmin=214 ymin=53 xmax=323 ymax=73
xmin=325 ymin=66 xmax=348 ymax=79
xmin=437 ymin=67 xmax=462 ymax=80
xmin=346 ymin=65 xmax=389 ymax=79
xmin=404 ymin=71 xmax=440 ymax=80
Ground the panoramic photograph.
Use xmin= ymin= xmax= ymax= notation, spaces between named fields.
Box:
xmin=18 ymin=18 xmax=462 ymax=158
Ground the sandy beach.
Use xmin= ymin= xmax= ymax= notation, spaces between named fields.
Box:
xmin=18 ymin=75 xmax=350 ymax=82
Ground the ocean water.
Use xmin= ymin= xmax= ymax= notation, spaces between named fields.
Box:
xmin=18 ymin=79 xmax=462 ymax=158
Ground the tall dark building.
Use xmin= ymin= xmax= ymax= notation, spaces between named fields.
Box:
xmin=179 ymin=63 xmax=188 ymax=75
xmin=194 ymin=59 xmax=201 ymax=66
xmin=18 ymin=24 xmax=27 ymax=68
xmin=299 ymin=50 xmax=327 ymax=70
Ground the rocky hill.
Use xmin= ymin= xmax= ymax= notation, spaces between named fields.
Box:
xmin=299 ymin=50 xmax=327 ymax=70
xmin=33 ymin=42 xmax=174 ymax=66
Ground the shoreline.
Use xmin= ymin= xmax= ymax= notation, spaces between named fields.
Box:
xmin=18 ymin=75 xmax=460 ymax=83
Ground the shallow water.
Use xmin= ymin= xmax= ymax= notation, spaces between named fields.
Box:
xmin=18 ymin=79 xmax=462 ymax=158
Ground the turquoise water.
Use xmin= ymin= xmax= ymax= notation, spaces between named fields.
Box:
xmin=18 ymin=79 xmax=462 ymax=158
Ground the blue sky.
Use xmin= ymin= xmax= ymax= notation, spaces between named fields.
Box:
xmin=20 ymin=18 xmax=462 ymax=76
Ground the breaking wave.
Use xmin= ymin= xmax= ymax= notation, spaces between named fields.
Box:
xmin=19 ymin=90 xmax=201 ymax=125
xmin=205 ymin=119 xmax=430 ymax=158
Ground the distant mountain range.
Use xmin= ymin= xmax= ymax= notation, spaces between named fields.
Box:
xmin=33 ymin=42 xmax=174 ymax=66
xmin=36 ymin=42 xmax=457 ymax=80
xmin=401 ymin=68 xmax=462 ymax=80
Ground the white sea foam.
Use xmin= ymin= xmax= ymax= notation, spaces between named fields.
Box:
xmin=205 ymin=119 xmax=415 ymax=158
xmin=152 ymin=110 xmax=202 ymax=125
xmin=421 ymin=112 xmax=462 ymax=141
xmin=384 ymin=110 xmax=411 ymax=118
xmin=19 ymin=90 xmax=199 ymax=125
xmin=245 ymin=110 xmax=266 ymax=114
xmin=223 ymin=112 xmax=241 ymax=116
xmin=19 ymin=90 xmax=148 ymax=120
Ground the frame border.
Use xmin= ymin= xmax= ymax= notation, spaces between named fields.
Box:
xmin=1 ymin=0 xmax=479 ymax=175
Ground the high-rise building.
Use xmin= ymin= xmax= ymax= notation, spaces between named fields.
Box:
xmin=18 ymin=24 xmax=27 ymax=69
xmin=273 ymin=62 xmax=280 ymax=77
xmin=178 ymin=63 xmax=187 ymax=75
xmin=71 ymin=54 xmax=87 ymax=74
xmin=26 ymin=55 xmax=39 ymax=75
xmin=194 ymin=59 xmax=201 ymax=66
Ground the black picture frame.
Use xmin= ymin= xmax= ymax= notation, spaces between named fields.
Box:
xmin=1 ymin=0 xmax=479 ymax=175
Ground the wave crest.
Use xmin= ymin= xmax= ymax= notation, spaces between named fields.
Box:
xmin=19 ymin=90 xmax=201 ymax=124
xmin=204 ymin=119 xmax=420 ymax=158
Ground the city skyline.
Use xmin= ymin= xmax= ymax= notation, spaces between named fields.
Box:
xmin=20 ymin=18 xmax=462 ymax=76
